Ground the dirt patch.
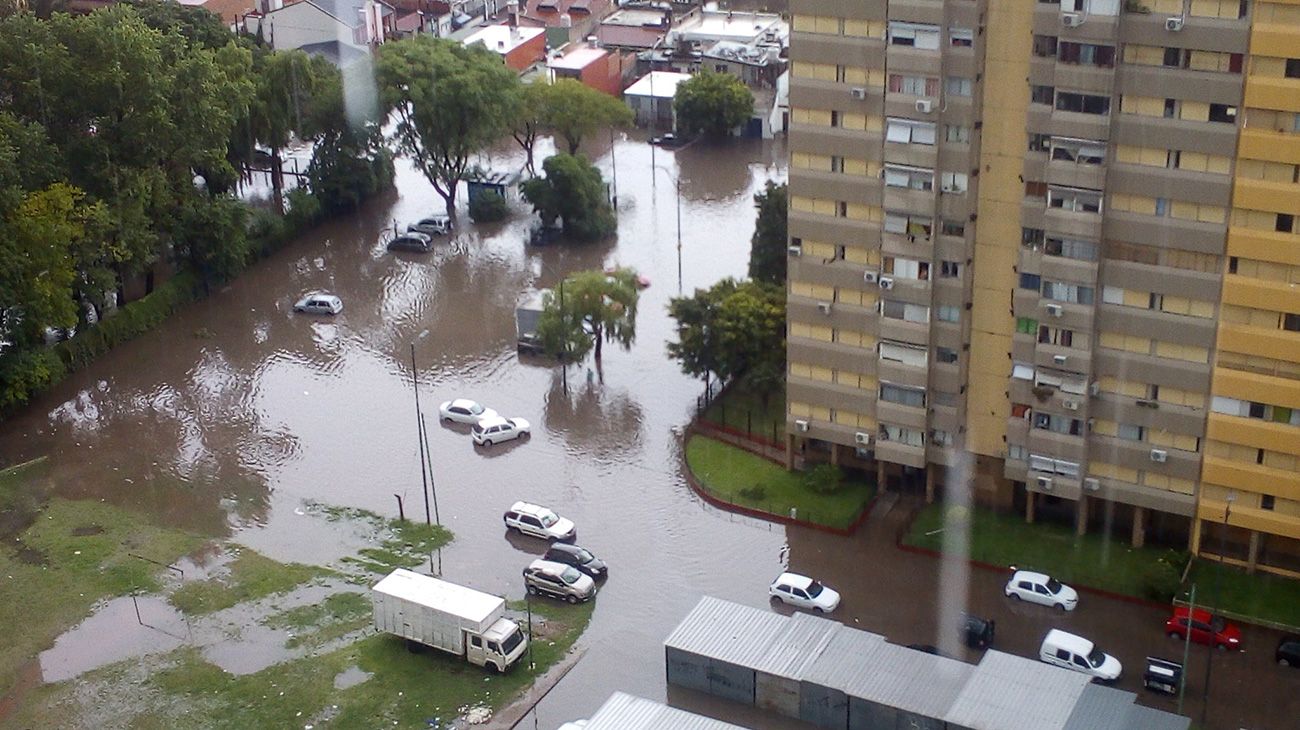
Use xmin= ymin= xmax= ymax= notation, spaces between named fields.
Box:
xmin=71 ymin=524 xmax=105 ymax=537
xmin=13 ymin=542 xmax=47 ymax=566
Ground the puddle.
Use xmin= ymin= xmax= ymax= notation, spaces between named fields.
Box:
xmin=38 ymin=595 xmax=189 ymax=683
xmin=332 ymin=665 xmax=371 ymax=690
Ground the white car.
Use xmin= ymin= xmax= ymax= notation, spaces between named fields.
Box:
xmin=293 ymin=293 xmax=343 ymax=315
xmin=503 ymin=501 xmax=576 ymax=542
xmin=768 ymin=572 xmax=841 ymax=613
xmin=1005 ymin=569 xmax=1079 ymax=612
xmin=408 ymin=215 xmax=452 ymax=236
xmin=438 ymin=399 xmax=498 ymax=425
xmin=472 ymin=416 xmax=530 ymax=446
xmin=1039 ymin=629 xmax=1122 ymax=682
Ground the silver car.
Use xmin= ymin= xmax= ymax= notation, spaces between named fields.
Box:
xmin=408 ymin=215 xmax=452 ymax=236
xmin=293 ymin=293 xmax=343 ymax=315
xmin=523 ymin=559 xmax=595 ymax=603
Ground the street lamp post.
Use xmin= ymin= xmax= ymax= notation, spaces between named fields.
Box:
xmin=409 ymin=340 xmax=432 ymax=526
xmin=1200 ymin=492 xmax=1235 ymax=728
xmin=653 ymin=164 xmax=684 ymax=292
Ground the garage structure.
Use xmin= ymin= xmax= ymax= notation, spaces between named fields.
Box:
xmin=581 ymin=691 xmax=750 ymax=729
xmin=664 ymin=597 xmax=1191 ymax=730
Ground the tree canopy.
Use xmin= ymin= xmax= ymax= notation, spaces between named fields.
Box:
xmin=673 ymin=71 xmax=753 ymax=139
xmin=520 ymin=153 xmax=616 ymax=241
xmin=375 ymin=37 xmax=521 ymax=221
xmin=667 ymin=278 xmax=785 ymax=396
xmin=537 ymin=269 xmax=640 ymax=363
xmin=544 ymin=79 xmax=633 ymax=155
xmin=748 ymin=181 xmax=788 ymax=285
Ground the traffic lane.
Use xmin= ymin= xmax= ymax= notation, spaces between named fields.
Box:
xmin=784 ymin=513 xmax=1300 ymax=730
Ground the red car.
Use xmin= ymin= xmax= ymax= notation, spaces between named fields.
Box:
xmin=1165 ymin=607 xmax=1242 ymax=650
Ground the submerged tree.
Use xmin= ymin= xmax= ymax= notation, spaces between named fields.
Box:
xmin=748 ymin=181 xmax=788 ymax=285
xmin=667 ymin=278 xmax=786 ymax=400
xmin=673 ymin=71 xmax=753 ymax=139
xmin=536 ymin=268 xmax=640 ymax=364
xmin=520 ymin=153 xmax=616 ymax=241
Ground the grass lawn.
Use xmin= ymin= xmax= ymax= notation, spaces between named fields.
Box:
xmin=686 ymin=435 xmax=871 ymax=529
xmin=702 ymin=383 xmax=785 ymax=443
xmin=1188 ymin=560 xmax=1300 ymax=627
xmin=904 ymin=502 xmax=1168 ymax=599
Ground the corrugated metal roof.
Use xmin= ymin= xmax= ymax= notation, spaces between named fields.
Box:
xmin=945 ymin=650 xmax=1092 ymax=730
xmin=799 ymin=623 xmax=889 ymax=691
xmin=1062 ymin=684 xmax=1142 ymax=730
xmin=1124 ymin=704 xmax=1192 ymax=730
xmin=664 ymin=596 xmax=789 ymax=667
xmin=583 ymin=692 xmax=752 ymax=730
xmin=843 ymin=643 xmax=974 ymax=719
xmin=752 ymin=611 xmax=840 ymax=679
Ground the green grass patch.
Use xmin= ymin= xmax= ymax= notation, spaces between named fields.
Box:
xmin=16 ymin=602 xmax=595 ymax=730
xmin=702 ymin=383 xmax=785 ymax=442
xmin=0 ymin=497 xmax=204 ymax=697
xmin=169 ymin=550 xmax=329 ymax=616
xmin=263 ymin=591 xmax=372 ymax=650
xmin=685 ymin=435 xmax=871 ymax=529
xmin=1188 ymin=560 xmax=1300 ymax=628
xmin=315 ymin=504 xmax=453 ymax=577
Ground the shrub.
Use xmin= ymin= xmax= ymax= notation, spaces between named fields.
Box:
xmin=1140 ymin=549 xmax=1187 ymax=603
xmin=468 ymin=190 xmax=508 ymax=223
xmin=56 ymin=272 xmax=202 ymax=370
xmin=0 ymin=349 xmax=68 ymax=413
xmin=803 ymin=464 xmax=845 ymax=495
xmin=737 ymin=484 xmax=767 ymax=503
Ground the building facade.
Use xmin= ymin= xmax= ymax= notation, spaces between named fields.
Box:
xmin=785 ymin=0 xmax=1300 ymax=576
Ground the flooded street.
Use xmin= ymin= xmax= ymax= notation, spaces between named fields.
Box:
xmin=1 ymin=132 xmax=1294 ymax=730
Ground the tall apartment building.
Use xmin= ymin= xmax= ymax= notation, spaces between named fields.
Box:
xmin=784 ymin=0 xmax=1300 ymax=576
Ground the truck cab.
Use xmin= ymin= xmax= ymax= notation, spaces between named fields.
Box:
xmin=469 ymin=617 xmax=528 ymax=672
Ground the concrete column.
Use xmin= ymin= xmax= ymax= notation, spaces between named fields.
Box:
xmin=1248 ymin=530 xmax=1261 ymax=574
xmin=1131 ymin=506 xmax=1146 ymax=549
xmin=925 ymin=468 xmax=936 ymax=504
xmin=1025 ymin=488 xmax=1036 ymax=524
xmin=876 ymin=460 xmax=886 ymax=491
xmin=1075 ymin=496 xmax=1088 ymax=537
xmin=1190 ymin=517 xmax=1203 ymax=555
xmin=830 ymin=442 xmax=841 ymax=467
xmin=784 ymin=434 xmax=795 ymax=470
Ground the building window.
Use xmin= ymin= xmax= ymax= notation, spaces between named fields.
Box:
xmin=1042 ymin=280 xmax=1095 ymax=304
xmin=1277 ymin=213 xmax=1294 ymax=233
xmin=889 ymin=22 xmax=941 ymax=49
xmin=1033 ymin=35 xmax=1058 ymax=58
xmin=1208 ymin=103 xmax=1237 ymax=124
xmin=1058 ymin=41 xmax=1115 ymax=68
xmin=1023 ymin=227 xmax=1046 ymax=248
xmin=941 ymin=172 xmax=968 ymax=193
xmin=946 ymin=76 xmax=973 ymax=97
xmin=936 ymin=347 xmax=959 ymax=364
xmin=1118 ymin=423 xmax=1145 ymax=441
xmin=889 ymin=74 xmax=940 ymax=96
xmin=884 ymin=165 xmax=935 ymax=191
xmin=881 ymin=383 xmax=927 ymax=408
xmin=1055 ymin=91 xmax=1110 ymax=115
xmin=883 ymin=256 xmax=930 ymax=280
xmin=1034 ymin=412 xmax=1084 ymax=435
xmin=950 ymin=28 xmax=974 ymax=47
xmin=1050 ymin=138 xmax=1105 ymax=165
xmin=936 ymin=305 xmax=961 ymax=323
xmin=1029 ymin=133 xmax=1051 ymax=152
xmin=1287 ymin=59 xmax=1300 ymax=79
xmin=940 ymin=260 xmax=961 ymax=277
xmin=1047 ymin=186 xmax=1103 ymax=213
xmin=835 ymin=65 xmax=847 ymax=83
xmin=941 ymin=219 xmax=966 ymax=236
xmin=830 ymin=156 xmax=844 ymax=173
xmin=1284 ymin=313 xmax=1300 ymax=332
xmin=1262 ymin=494 xmax=1276 ymax=511
xmin=886 ymin=117 xmax=937 ymax=145
xmin=1016 ymin=317 xmax=1038 ymax=334
xmin=1045 ymin=237 xmax=1098 ymax=261
xmin=881 ymin=299 xmax=930 ymax=323
xmin=1031 ymin=85 xmax=1055 ymax=104
xmin=1019 ymin=273 xmax=1042 ymax=290
xmin=1012 ymin=403 xmax=1032 ymax=419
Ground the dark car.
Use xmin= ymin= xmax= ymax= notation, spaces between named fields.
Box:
xmin=386 ymin=231 xmax=433 ymax=253
xmin=1277 ymin=634 xmax=1300 ymax=667
xmin=961 ymin=613 xmax=995 ymax=650
xmin=543 ymin=543 xmax=607 ymax=579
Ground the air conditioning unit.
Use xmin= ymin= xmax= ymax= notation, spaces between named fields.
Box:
xmin=817 ymin=301 xmax=833 ymax=314
xmin=1062 ymin=399 xmax=1079 ymax=411
xmin=915 ymin=99 xmax=934 ymax=114
xmin=1053 ymin=354 xmax=1068 ymax=365
xmin=854 ymin=431 xmax=871 ymax=446
xmin=1150 ymin=449 xmax=1169 ymax=463
xmin=1165 ymin=16 xmax=1184 ymax=31
xmin=795 ymin=419 xmax=810 ymax=432
xmin=1088 ymin=381 xmax=1100 ymax=396
xmin=850 ymin=87 xmax=867 ymax=100
xmin=1045 ymin=303 xmax=1063 ymax=317
xmin=787 ymin=244 xmax=802 ymax=257
xmin=1084 ymin=477 xmax=1100 ymax=492
xmin=1036 ymin=475 xmax=1054 ymax=490
xmin=1061 ymin=12 xmax=1083 ymax=27
xmin=863 ymin=270 xmax=879 ymax=285
xmin=879 ymin=277 xmax=895 ymax=290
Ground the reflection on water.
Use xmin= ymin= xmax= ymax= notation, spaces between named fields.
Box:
xmin=0 ymin=133 xmax=790 ymax=725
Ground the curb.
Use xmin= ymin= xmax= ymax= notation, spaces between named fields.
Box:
xmin=681 ymin=430 xmax=874 ymax=537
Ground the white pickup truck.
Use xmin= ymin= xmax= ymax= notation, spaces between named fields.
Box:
xmin=371 ymin=569 xmax=528 ymax=672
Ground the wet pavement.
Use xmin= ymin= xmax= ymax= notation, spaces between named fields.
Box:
xmin=0 ymin=133 xmax=1295 ymax=730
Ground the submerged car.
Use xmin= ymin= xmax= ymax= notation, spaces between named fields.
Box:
xmin=471 ymin=416 xmax=530 ymax=446
xmin=293 ymin=293 xmax=343 ymax=315
xmin=768 ymin=572 xmax=841 ymax=613
xmin=503 ymin=501 xmax=576 ymax=542
xmin=387 ymin=231 xmax=433 ymax=253
xmin=438 ymin=399 xmax=497 ymax=425
xmin=523 ymin=559 xmax=596 ymax=603
xmin=407 ymin=215 xmax=452 ymax=236
xmin=543 ymin=543 xmax=607 ymax=579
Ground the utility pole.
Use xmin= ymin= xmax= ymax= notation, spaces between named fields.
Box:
xmin=1178 ymin=582 xmax=1195 ymax=715
xmin=1199 ymin=493 xmax=1234 ymax=728
xmin=409 ymin=343 xmax=432 ymax=526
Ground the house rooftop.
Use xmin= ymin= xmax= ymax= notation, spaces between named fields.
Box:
xmin=549 ymin=46 xmax=609 ymax=70
xmin=464 ymin=24 xmax=546 ymax=54
xmin=624 ymin=71 xmax=693 ymax=99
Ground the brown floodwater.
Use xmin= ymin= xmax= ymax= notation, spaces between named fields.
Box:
xmin=2 ymin=132 xmax=1293 ymax=730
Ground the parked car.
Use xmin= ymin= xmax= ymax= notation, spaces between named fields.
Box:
xmin=408 ymin=215 xmax=452 ymax=236
xmin=768 ymin=572 xmax=841 ymax=613
xmin=961 ymin=613 xmax=995 ymax=650
xmin=293 ymin=293 xmax=343 ymax=315
xmin=1165 ymin=607 xmax=1241 ymax=650
xmin=650 ymin=133 xmax=683 ymax=148
xmin=503 ymin=501 xmax=576 ymax=542
xmin=1039 ymin=629 xmax=1122 ymax=682
xmin=439 ymin=399 xmax=498 ymax=425
xmin=387 ymin=231 xmax=434 ymax=253
xmin=1005 ymin=569 xmax=1079 ymax=611
xmin=472 ymin=416 xmax=530 ymax=446
xmin=1276 ymin=634 xmax=1300 ymax=667
xmin=523 ymin=559 xmax=596 ymax=603
xmin=543 ymin=543 xmax=607 ymax=579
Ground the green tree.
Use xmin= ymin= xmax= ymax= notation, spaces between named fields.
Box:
xmin=376 ymin=37 xmax=520 ymax=223
xmin=306 ymin=123 xmax=393 ymax=215
xmin=537 ymin=269 xmax=640 ymax=363
xmin=748 ymin=181 xmax=788 ymax=285
xmin=245 ymin=49 xmax=337 ymax=213
xmin=667 ymin=278 xmax=786 ymax=398
xmin=126 ymin=0 xmax=237 ymax=50
xmin=512 ymin=81 xmax=548 ymax=174
xmin=172 ymin=191 xmax=249 ymax=289
xmin=673 ymin=71 xmax=753 ymax=139
xmin=544 ymin=78 xmax=633 ymax=155
xmin=520 ymin=153 xmax=615 ymax=241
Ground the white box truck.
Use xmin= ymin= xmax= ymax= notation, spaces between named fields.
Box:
xmin=372 ymin=569 xmax=528 ymax=672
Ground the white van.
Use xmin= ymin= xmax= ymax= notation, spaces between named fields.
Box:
xmin=1039 ymin=629 xmax=1122 ymax=682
